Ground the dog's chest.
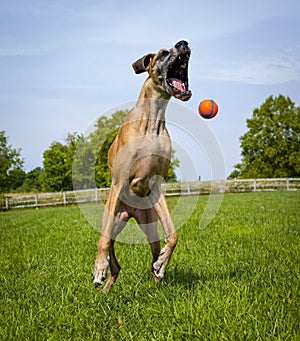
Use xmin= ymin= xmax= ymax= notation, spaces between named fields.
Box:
xmin=112 ymin=133 xmax=171 ymax=181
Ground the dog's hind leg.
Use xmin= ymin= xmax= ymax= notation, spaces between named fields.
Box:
xmin=103 ymin=207 xmax=130 ymax=292
xmin=103 ymin=239 xmax=121 ymax=292
xmin=135 ymin=206 xmax=161 ymax=281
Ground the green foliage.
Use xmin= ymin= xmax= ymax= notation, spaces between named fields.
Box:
xmin=165 ymin=149 xmax=180 ymax=182
xmin=89 ymin=110 xmax=127 ymax=153
xmin=72 ymin=138 xmax=96 ymax=190
xmin=7 ymin=168 xmax=26 ymax=191
xmin=91 ymin=110 xmax=127 ymax=188
xmin=40 ymin=142 xmax=70 ymax=191
xmin=15 ymin=167 xmax=43 ymax=193
xmin=95 ymin=129 xmax=118 ymax=188
xmin=40 ymin=133 xmax=83 ymax=192
xmin=1 ymin=192 xmax=299 ymax=340
xmin=72 ymin=111 xmax=128 ymax=190
xmin=0 ymin=131 xmax=24 ymax=193
xmin=229 ymin=95 xmax=300 ymax=179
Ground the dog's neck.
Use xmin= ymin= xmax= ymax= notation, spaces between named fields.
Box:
xmin=131 ymin=77 xmax=171 ymax=134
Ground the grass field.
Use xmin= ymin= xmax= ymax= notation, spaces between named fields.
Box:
xmin=0 ymin=191 xmax=299 ymax=340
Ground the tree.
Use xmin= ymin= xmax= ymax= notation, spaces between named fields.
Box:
xmin=89 ymin=110 xmax=127 ymax=154
xmin=89 ymin=110 xmax=127 ymax=188
xmin=72 ymin=136 xmax=96 ymax=190
xmin=0 ymin=131 xmax=24 ymax=193
xmin=229 ymin=95 xmax=300 ymax=179
xmin=16 ymin=167 xmax=43 ymax=193
xmin=40 ymin=133 xmax=83 ymax=192
xmin=71 ymin=112 xmax=128 ymax=190
xmin=95 ymin=129 xmax=118 ymax=188
xmin=8 ymin=168 xmax=26 ymax=191
xmin=40 ymin=142 xmax=70 ymax=191
xmin=165 ymin=149 xmax=180 ymax=182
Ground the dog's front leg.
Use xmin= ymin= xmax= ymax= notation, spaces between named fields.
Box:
xmin=151 ymin=193 xmax=178 ymax=281
xmin=93 ymin=233 xmax=110 ymax=288
xmin=93 ymin=187 xmax=120 ymax=288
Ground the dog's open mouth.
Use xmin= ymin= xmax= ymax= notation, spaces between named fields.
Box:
xmin=166 ymin=52 xmax=192 ymax=101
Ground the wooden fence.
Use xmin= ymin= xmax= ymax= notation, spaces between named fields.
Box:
xmin=1 ymin=178 xmax=300 ymax=210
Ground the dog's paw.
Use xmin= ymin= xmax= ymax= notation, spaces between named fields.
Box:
xmin=93 ymin=255 xmax=109 ymax=288
xmin=153 ymin=260 xmax=164 ymax=280
xmin=152 ymin=247 xmax=168 ymax=280
xmin=93 ymin=265 xmax=108 ymax=288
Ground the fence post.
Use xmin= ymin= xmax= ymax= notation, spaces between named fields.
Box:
xmin=5 ymin=196 xmax=9 ymax=210
xmin=95 ymin=188 xmax=98 ymax=202
xmin=63 ymin=192 xmax=67 ymax=205
xmin=253 ymin=179 xmax=257 ymax=192
xmin=35 ymin=194 xmax=38 ymax=208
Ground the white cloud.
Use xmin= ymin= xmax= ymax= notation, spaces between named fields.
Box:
xmin=203 ymin=54 xmax=300 ymax=85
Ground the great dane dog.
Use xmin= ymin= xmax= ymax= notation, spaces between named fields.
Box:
xmin=93 ymin=40 xmax=192 ymax=291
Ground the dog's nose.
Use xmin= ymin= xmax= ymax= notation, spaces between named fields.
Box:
xmin=175 ymin=40 xmax=188 ymax=49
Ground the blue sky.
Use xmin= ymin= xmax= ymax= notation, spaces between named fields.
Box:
xmin=1 ymin=0 xmax=300 ymax=180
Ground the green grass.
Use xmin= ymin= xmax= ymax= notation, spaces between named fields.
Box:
xmin=0 ymin=192 xmax=299 ymax=340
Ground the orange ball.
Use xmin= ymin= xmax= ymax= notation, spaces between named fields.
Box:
xmin=198 ymin=99 xmax=218 ymax=119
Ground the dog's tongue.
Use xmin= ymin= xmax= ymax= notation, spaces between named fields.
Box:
xmin=170 ymin=78 xmax=185 ymax=91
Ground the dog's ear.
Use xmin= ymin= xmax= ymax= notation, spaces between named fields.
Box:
xmin=132 ymin=53 xmax=155 ymax=74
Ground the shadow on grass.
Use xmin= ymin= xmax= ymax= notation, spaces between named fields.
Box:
xmin=164 ymin=264 xmax=249 ymax=289
xmin=164 ymin=266 xmax=202 ymax=289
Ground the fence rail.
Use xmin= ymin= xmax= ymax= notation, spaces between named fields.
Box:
xmin=1 ymin=178 xmax=300 ymax=210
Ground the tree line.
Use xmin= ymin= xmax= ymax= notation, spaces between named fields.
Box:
xmin=0 ymin=110 xmax=179 ymax=193
xmin=228 ymin=95 xmax=300 ymax=179
xmin=1 ymin=95 xmax=299 ymax=193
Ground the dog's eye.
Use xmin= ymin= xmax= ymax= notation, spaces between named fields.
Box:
xmin=159 ymin=50 xmax=169 ymax=59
